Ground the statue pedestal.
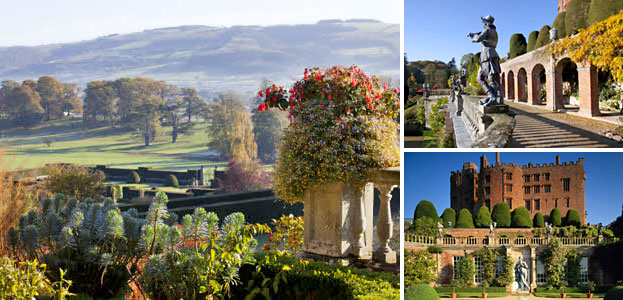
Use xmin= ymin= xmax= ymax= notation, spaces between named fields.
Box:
xmin=479 ymin=104 xmax=509 ymax=114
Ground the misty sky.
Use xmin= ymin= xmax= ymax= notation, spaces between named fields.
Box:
xmin=0 ymin=0 xmax=401 ymax=46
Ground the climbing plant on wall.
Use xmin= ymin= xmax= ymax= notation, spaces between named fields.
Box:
xmin=541 ymin=237 xmax=569 ymax=288
xmin=257 ymin=66 xmax=400 ymax=203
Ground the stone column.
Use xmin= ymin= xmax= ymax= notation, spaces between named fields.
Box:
xmin=349 ymin=184 xmax=367 ymax=257
xmin=515 ymin=74 xmax=523 ymax=102
xmin=577 ymin=61 xmax=600 ymax=117
xmin=527 ymin=72 xmax=535 ymax=104
xmin=546 ymin=58 xmax=558 ymax=111
xmin=374 ymin=183 xmax=397 ymax=263
xmin=530 ymin=246 xmax=537 ymax=292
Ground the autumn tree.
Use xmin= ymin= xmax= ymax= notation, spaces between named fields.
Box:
xmin=5 ymin=85 xmax=44 ymax=129
xmin=37 ymin=75 xmax=65 ymax=120
xmin=206 ymin=91 xmax=253 ymax=160
xmin=0 ymin=80 xmax=19 ymax=117
xmin=181 ymin=87 xmax=208 ymax=123
xmin=60 ymin=82 xmax=83 ymax=116
xmin=129 ymin=96 xmax=164 ymax=146
xmin=83 ymin=81 xmax=116 ymax=126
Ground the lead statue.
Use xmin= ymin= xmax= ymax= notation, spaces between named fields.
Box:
xmin=468 ymin=15 xmax=503 ymax=106
xmin=515 ymin=256 xmax=529 ymax=291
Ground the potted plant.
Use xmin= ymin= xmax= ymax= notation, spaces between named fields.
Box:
xmin=586 ymin=281 xmax=596 ymax=298
xmin=481 ymin=280 xmax=489 ymax=299
xmin=450 ymin=279 xmax=460 ymax=299
xmin=560 ymin=281 xmax=568 ymax=298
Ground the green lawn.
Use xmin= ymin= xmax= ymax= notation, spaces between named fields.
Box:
xmin=533 ymin=292 xmax=605 ymax=298
xmin=421 ymin=130 xmax=441 ymax=148
xmin=438 ymin=292 xmax=507 ymax=298
xmin=1 ymin=118 xmax=227 ymax=171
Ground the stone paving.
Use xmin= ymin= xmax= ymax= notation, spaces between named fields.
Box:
xmin=507 ymin=102 xmax=623 ymax=148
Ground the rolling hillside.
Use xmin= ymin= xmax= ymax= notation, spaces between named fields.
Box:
xmin=0 ymin=20 xmax=399 ymax=94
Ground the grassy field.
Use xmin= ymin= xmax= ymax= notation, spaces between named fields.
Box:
xmin=0 ymin=118 xmax=228 ymax=171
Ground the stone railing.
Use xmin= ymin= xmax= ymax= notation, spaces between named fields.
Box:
xmin=303 ymin=167 xmax=400 ymax=263
xmin=405 ymin=234 xmax=599 ymax=248
xmin=454 ymin=93 xmax=515 ymax=148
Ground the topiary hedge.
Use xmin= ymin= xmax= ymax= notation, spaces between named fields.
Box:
xmin=492 ymin=202 xmax=511 ymax=227
xmin=605 ymin=286 xmax=623 ymax=300
xmin=235 ymin=254 xmax=400 ymax=300
xmin=414 ymin=200 xmax=439 ymax=221
xmin=475 ymin=206 xmax=493 ymax=228
xmin=456 ymin=209 xmax=475 ymax=229
xmin=565 ymin=209 xmax=581 ymax=227
xmin=565 ymin=0 xmax=592 ymax=35
xmin=527 ymin=31 xmax=540 ymax=52
xmin=553 ymin=11 xmax=568 ymax=38
xmin=441 ymin=208 xmax=456 ymax=228
xmin=587 ymin=0 xmax=623 ymax=25
xmin=406 ymin=284 xmax=439 ymax=300
xmin=166 ymin=174 xmax=179 ymax=187
xmin=509 ymin=33 xmax=527 ymax=58
xmin=550 ymin=208 xmax=562 ymax=226
xmin=535 ymin=25 xmax=552 ymax=49
xmin=533 ymin=212 xmax=545 ymax=228
xmin=511 ymin=207 xmax=532 ymax=228
xmin=435 ymin=287 xmax=507 ymax=293
xmin=129 ymin=171 xmax=141 ymax=184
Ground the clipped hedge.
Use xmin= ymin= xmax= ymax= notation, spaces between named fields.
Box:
xmin=456 ymin=209 xmax=475 ymax=228
xmin=511 ymin=207 xmax=532 ymax=228
xmin=406 ymin=284 xmax=439 ymax=300
xmin=414 ymin=200 xmax=439 ymax=221
xmin=475 ymin=206 xmax=493 ymax=228
xmin=129 ymin=171 xmax=141 ymax=184
xmin=492 ymin=202 xmax=511 ymax=227
xmin=587 ymin=0 xmax=623 ymax=25
xmin=441 ymin=208 xmax=456 ymax=228
xmin=235 ymin=254 xmax=400 ymax=300
xmin=535 ymin=25 xmax=552 ymax=49
xmin=550 ymin=208 xmax=562 ymax=226
xmin=565 ymin=209 xmax=581 ymax=227
xmin=565 ymin=0 xmax=592 ymax=35
xmin=533 ymin=212 xmax=545 ymax=228
xmin=605 ymin=286 xmax=623 ymax=300
xmin=553 ymin=11 xmax=568 ymax=37
xmin=435 ymin=287 xmax=507 ymax=293
xmin=509 ymin=33 xmax=527 ymax=58
xmin=527 ymin=31 xmax=539 ymax=52
xmin=166 ymin=174 xmax=179 ymax=187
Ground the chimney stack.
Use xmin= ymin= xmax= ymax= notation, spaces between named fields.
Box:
xmin=496 ymin=152 xmax=500 ymax=166
xmin=556 ymin=155 xmax=561 ymax=165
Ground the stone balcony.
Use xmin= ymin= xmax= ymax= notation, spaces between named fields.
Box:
xmin=405 ymin=233 xmax=600 ymax=248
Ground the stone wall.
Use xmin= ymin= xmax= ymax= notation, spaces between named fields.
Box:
xmin=459 ymin=95 xmax=515 ymax=148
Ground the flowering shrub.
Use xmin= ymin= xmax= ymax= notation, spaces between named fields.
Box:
xmin=0 ymin=257 xmax=73 ymax=299
xmin=263 ymin=214 xmax=304 ymax=256
xmin=257 ymin=66 xmax=400 ymax=203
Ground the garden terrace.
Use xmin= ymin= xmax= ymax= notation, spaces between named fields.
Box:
xmin=405 ymin=234 xmax=599 ymax=248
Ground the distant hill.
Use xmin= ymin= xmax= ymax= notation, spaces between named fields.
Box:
xmin=0 ymin=20 xmax=398 ymax=95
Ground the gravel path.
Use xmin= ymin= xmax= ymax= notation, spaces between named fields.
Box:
xmin=508 ymin=102 xmax=622 ymax=148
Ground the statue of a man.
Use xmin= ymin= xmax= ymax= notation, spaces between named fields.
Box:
xmin=515 ymin=256 xmax=529 ymax=291
xmin=459 ymin=68 xmax=467 ymax=93
xmin=546 ymin=222 xmax=553 ymax=236
xmin=489 ymin=222 xmax=495 ymax=236
xmin=437 ymin=221 xmax=444 ymax=237
xmin=468 ymin=15 xmax=503 ymax=106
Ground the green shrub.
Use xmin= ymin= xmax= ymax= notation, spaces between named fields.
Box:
xmin=553 ymin=11 xmax=568 ymax=37
xmin=492 ymin=203 xmax=511 ymax=227
xmin=456 ymin=256 xmax=475 ymax=287
xmin=565 ymin=0 xmax=592 ymax=35
xmin=456 ymin=209 xmax=475 ymax=228
xmin=511 ymin=207 xmax=532 ymax=228
xmin=129 ymin=171 xmax=141 ymax=184
xmin=550 ymin=208 xmax=562 ymax=226
xmin=427 ymin=246 xmax=443 ymax=254
xmin=7 ymin=194 xmax=143 ymax=298
xmin=509 ymin=33 xmax=527 ymax=58
xmin=527 ymin=30 xmax=539 ymax=52
xmin=405 ymin=284 xmax=439 ymax=300
xmin=605 ymin=286 xmax=623 ymax=300
xmin=45 ymin=164 xmax=106 ymax=200
xmin=587 ymin=0 xmax=623 ymax=26
xmin=566 ymin=249 xmax=582 ymax=287
xmin=414 ymin=200 xmax=439 ymax=221
xmin=435 ymin=286 xmax=507 ymax=293
xmin=0 ymin=256 xmax=73 ymax=299
xmin=565 ymin=209 xmax=581 ymax=227
xmin=405 ymin=250 xmax=437 ymax=286
xmin=541 ymin=237 xmax=568 ymax=288
xmin=535 ymin=25 xmax=552 ymax=49
xmin=475 ymin=206 xmax=493 ymax=228
xmin=236 ymin=253 xmax=400 ymax=300
xmin=533 ymin=212 xmax=545 ymax=228
xmin=166 ymin=174 xmax=179 ymax=187
xmin=441 ymin=208 xmax=456 ymax=228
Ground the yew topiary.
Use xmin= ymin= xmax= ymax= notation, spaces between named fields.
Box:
xmin=441 ymin=208 xmax=456 ymax=228
xmin=456 ymin=209 xmax=475 ymax=229
xmin=492 ymin=202 xmax=511 ymax=228
xmin=533 ymin=212 xmax=545 ymax=228
xmin=511 ymin=207 xmax=532 ymax=228
xmin=604 ymin=286 xmax=623 ymax=300
xmin=587 ymin=0 xmax=623 ymax=26
xmin=550 ymin=208 xmax=562 ymax=226
xmin=565 ymin=0 xmax=592 ymax=35
xmin=509 ymin=34 xmax=527 ymax=58
xmin=553 ymin=11 xmax=568 ymax=37
xmin=414 ymin=200 xmax=439 ymax=221
xmin=527 ymin=31 xmax=540 ymax=52
xmin=535 ymin=25 xmax=552 ymax=49
xmin=405 ymin=284 xmax=440 ymax=300
xmin=565 ymin=209 xmax=581 ymax=227
xmin=475 ymin=206 xmax=493 ymax=228
xmin=129 ymin=171 xmax=141 ymax=184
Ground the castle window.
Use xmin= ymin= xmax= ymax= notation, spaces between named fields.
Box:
xmin=537 ymin=259 xmax=546 ymax=284
xmin=563 ymin=178 xmax=570 ymax=191
xmin=534 ymin=199 xmax=540 ymax=210
xmin=453 ymin=256 xmax=462 ymax=280
xmin=555 ymin=198 xmax=558 ymax=208
xmin=495 ymin=256 xmax=504 ymax=277
xmin=545 ymin=185 xmax=551 ymax=193
xmin=566 ymin=198 xmax=570 ymax=208
xmin=534 ymin=174 xmax=540 ymax=182
xmin=485 ymin=199 xmax=491 ymax=209
xmin=524 ymin=175 xmax=530 ymax=183
xmin=525 ymin=199 xmax=531 ymax=211
xmin=506 ymin=184 xmax=512 ymax=192
xmin=474 ymin=256 xmax=483 ymax=283
xmin=506 ymin=198 xmax=513 ymax=209
xmin=534 ymin=185 xmax=540 ymax=194
xmin=524 ymin=186 xmax=531 ymax=194
xmin=485 ymin=175 xmax=491 ymax=183
xmin=485 ymin=187 xmax=490 ymax=195
xmin=506 ymin=173 xmax=512 ymax=180
xmin=580 ymin=257 xmax=589 ymax=283
xmin=544 ymin=173 xmax=550 ymax=180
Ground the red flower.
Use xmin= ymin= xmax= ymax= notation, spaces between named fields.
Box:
xmin=347 ymin=107 xmax=351 ymax=114
xmin=289 ymin=104 xmax=294 ymax=109
xmin=320 ymin=104 xmax=323 ymax=109
xmin=328 ymin=94 xmax=332 ymax=100
xmin=273 ymin=95 xmax=277 ymax=102
xmin=258 ymin=91 xmax=263 ymax=97
xmin=366 ymin=95 xmax=371 ymax=103
xmin=383 ymin=82 xmax=388 ymax=90
xmin=351 ymin=80 xmax=358 ymax=87
xmin=370 ymin=105 xmax=375 ymax=111
xmin=287 ymin=114 xmax=292 ymax=119
xmin=375 ymin=93 xmax=382 ymax=100
xmin=316 ymin=75 xmax=321 ymax=81
xmin=338 ymin=116 xmax=342 ymax=121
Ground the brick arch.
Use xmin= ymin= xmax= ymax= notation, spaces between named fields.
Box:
xmin=530 ymin=63 xmax=546 ymax=105
xmin=507 ymin=70 xmax=515 ymax=100
xmin=517 ymin=68 xmax=528 ymax=102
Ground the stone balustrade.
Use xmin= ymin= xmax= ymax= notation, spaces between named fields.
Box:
xmin=303 ymin=167 xmax=400 ymax=263
xmin=453 ymin=93 xmax=515 ymax=148
xmin=405 ymin=233 xmax=599 ymax=248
